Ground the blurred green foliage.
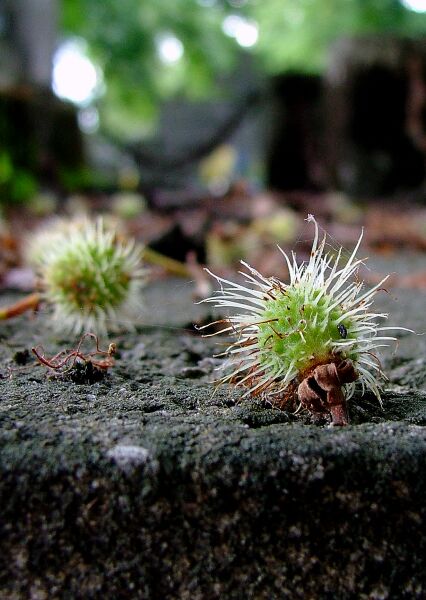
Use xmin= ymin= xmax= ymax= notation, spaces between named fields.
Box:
xmin=62 ymin=0 xmax=426 ymax=137
xmin=253 ymin=0 xmax=426 ymax=72
xmin=0 ymin=151 xmax=38 ymax=205
xmin=62 ymin=0 xmax=238 ymax=138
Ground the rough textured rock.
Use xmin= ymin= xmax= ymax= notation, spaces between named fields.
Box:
xmin=1 ymin=265 xmax=426 ymax=599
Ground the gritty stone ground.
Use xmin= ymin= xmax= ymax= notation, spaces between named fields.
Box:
xmin=1 ymin=255 xmax=426 ymax=599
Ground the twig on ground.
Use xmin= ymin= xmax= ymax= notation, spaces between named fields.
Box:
xmin=31 ymin=333 xmax=116 ymax=377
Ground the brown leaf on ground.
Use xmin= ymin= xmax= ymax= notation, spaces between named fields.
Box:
xmin=365 ymin=208 xmax=426 ymax=252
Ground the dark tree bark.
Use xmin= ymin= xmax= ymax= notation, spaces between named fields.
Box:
xmin=266 ymin=74 xmax=324 ymax=192
xmin=324 ymin=36 xmax=426 ymax=197
xmin=0 ymin=0 xmax=84 ymax=199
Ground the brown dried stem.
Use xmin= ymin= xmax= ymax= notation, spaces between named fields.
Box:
xmin=0 ymin=292 xmax=41 ymax=320
xmin=32 ymin=333 xmax=116 ymax=376
xmin=297 ymin=359 xmax=358 ymax=426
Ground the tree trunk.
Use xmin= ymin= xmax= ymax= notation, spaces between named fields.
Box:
xmin=8 ymin=0 xmax=58 ymax=88
xmin=324 ymin=36 xmax=426 ymax=197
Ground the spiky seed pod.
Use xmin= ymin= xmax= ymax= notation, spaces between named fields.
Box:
xmin=24 ymin=216 xmax=88 ymax=269
xmin=36 ymin=217 xmax=144 ymax=335
xmin=201 ymin=214 xmax=407 ymax=420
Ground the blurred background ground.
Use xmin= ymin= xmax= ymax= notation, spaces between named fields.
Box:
xmin=1 ymin=0 xmax=426 ymax=293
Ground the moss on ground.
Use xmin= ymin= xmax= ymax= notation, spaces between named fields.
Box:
xmin=1 ymin=277 xmax=426 ymax=598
